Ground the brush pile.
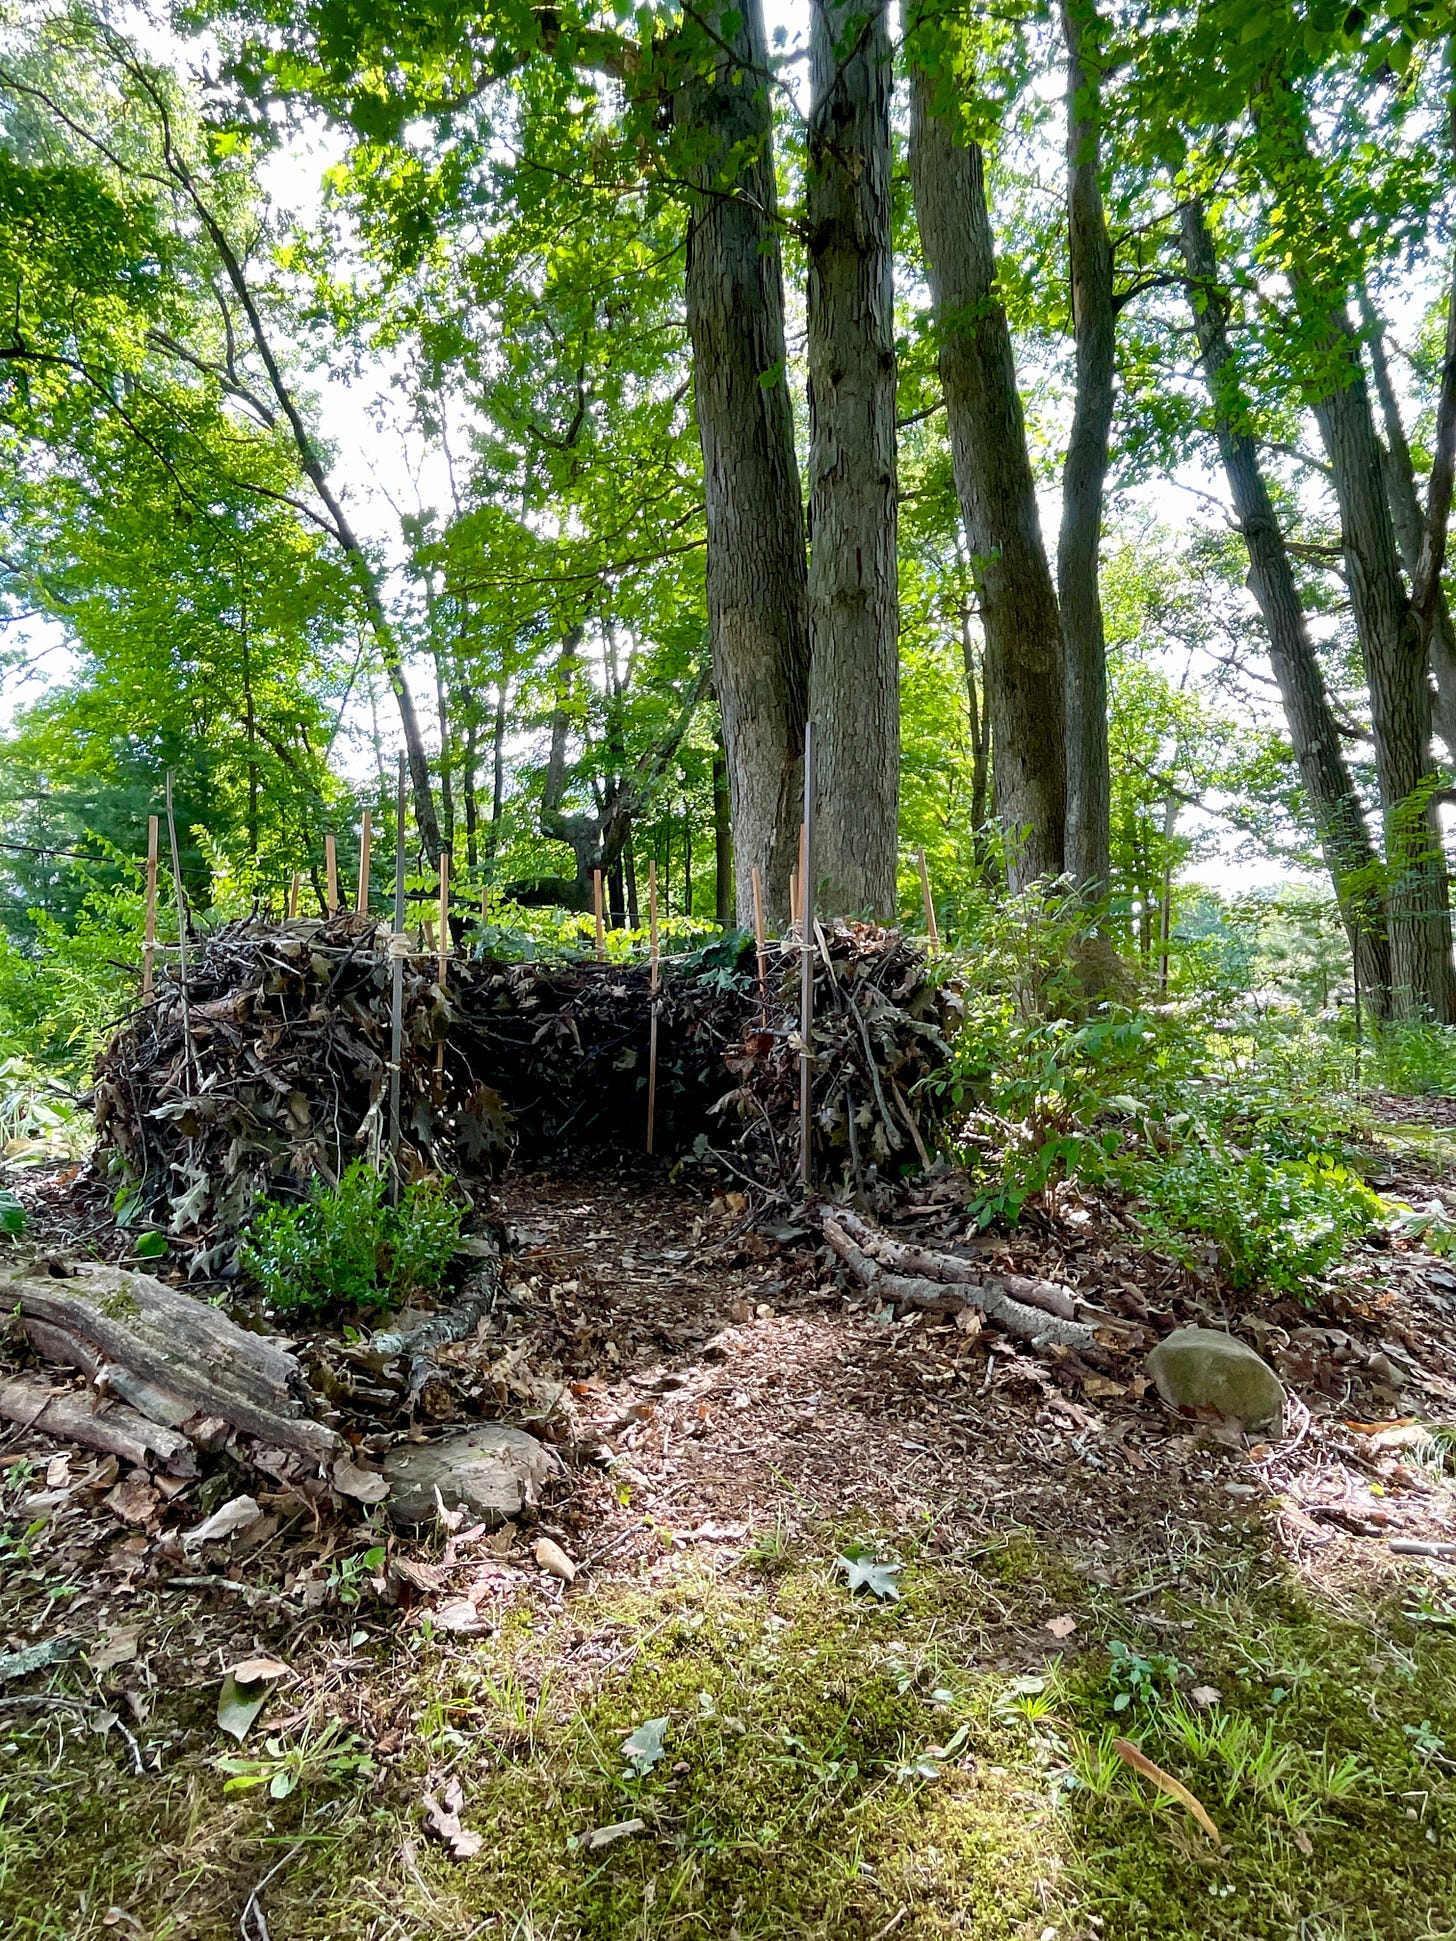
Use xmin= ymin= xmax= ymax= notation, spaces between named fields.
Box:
xmin=91 ymin=916 xmax=959 ymax=1255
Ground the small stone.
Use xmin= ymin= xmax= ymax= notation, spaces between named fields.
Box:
xmin=534 ymin=1536 xmax=577 ymax=1582
xmin=383 ymin=1425 xmax=554 ymax=1529
xmin=1146 ymin=1327 xmax=1286 ymax=1432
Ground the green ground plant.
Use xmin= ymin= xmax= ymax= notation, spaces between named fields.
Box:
xmin=238 ymin=1159 xmax=463 ymax=1315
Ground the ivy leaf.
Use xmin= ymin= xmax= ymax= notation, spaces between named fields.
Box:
xmin=621 ymin=1716 xmax=669 ymax=1775
xmin=837 ymin=1550 xmax=902 ymax=1601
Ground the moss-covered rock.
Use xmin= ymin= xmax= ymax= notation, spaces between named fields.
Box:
xmin=1146 ymin=1325 xmax=1286 ymax=1430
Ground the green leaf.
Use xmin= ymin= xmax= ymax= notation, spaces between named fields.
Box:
xmin=837 ymin=1552 xmax=902 ymax=1601
xmin=134 ymin=1230 xmax=167 ymax=1258
xmin=217 ymin=1673 xmax=270 ymax=1743
xmin=0 ymin=1192 xmax=25 ymax=1237
xmin=621 ymin=1715 xmax=669 ymax=1774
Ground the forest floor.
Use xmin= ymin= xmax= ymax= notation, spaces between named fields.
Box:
xmin=4 ymin=1108 xmax=1456 ymax=1941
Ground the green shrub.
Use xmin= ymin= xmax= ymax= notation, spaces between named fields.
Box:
xmin=238 ymin=1160 xmax=463 ymax=1316
xmin=1131 ymin=1140 xmax=1384 ymax=1299
xmin=1369 ymin=1021 xmax=1456 ymax=1097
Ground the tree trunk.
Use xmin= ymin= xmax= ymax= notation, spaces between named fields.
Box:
xmin=430 ymin=638 xmax=455 ymax=853
xmin=1180 ymin=199 xmax=1393 ymax=1016
xmin=959 ymin=602 xmax=993 ymax=875
xmin=713 ymin=734 xmax=733 ymax=922
xmin=679 ymin=0 xmax=809 ymax=928
xmin=805 ymin=0 xmax=900 ymax=919
xmin=489 ymin=683 xmax=507 ymax=861
xmin=908 ymin=60 xmax=1066 ymax=889
xmin=1056 ymin=0 xmax=1114 ymax=894
xmin=1254 ymin=82 xmax=1454 ymax=1022
xmin=1359 ymin=293 xmax=1456 ymax=760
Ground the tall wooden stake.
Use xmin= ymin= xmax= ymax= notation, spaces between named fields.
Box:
xmin=789 ymin=871 xmax=800 ymax=929
xmin=646 ymin=858 xmax=660 ymax=1154
xmin=356 ymin=809 xmax=372 ymax=914
xmin=436 ymin=848 xmax=450 ymax=1073
xmin=750 ymin=863 xmax=769 ymax=1026
xmin=163 ymin=772 xmax=196 ymax=1092
xmin=917 ymin=847 xmax=941 ymax=953
xmin=287 ymin=871 xmax=301 ymax=920
xmin=141 ymin=815 xmax=159 ymax=1003
xmin=324 ymin=833 xmax=339 ymax=914
xmin=593 ymin=868 xmax=606 ymax=959
xmin=799 ymin=724 xmax=815 ymax=1193
xmin=387 ymin=752 xmax=407 ymax=1202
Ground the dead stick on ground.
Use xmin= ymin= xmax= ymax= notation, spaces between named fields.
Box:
xmin=819 ymin=1214 xmax=1095 ymax=1349
xmin=751 ymin=864 xmax=769 ymax=1026
xmin=141 ymin=814 xmax=159 ymax=1002
xmin=646 ymin=858 xmax=660 ymax=1154
xmin=436 ymin=847 xmax=450 ymax=1073
xmin=325 ymin=833 xmax=339 ymax=913
xmin=593 ymin=868 xmax=606 ymax=961
xmin=917 ymin=847 xmax=940 ymax=953
xmin=1113 ymin=1739 xmax=1220 ymax=1843
xmin=357 ymin=808 xmax=372 ymax=913
xmin=829 ymin=1204 xmax=1077 ymax=1320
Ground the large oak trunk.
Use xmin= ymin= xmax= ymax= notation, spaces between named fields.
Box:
xmin=908 ymin=60 xmax=1066 ymax=889
xmin=680 ymin=0 xmax=809 ymax=929
xmin=805 ymin=0 xmax=900 ymax=919
xmin=1180 ymin=201 xmax=1392 ymax=1017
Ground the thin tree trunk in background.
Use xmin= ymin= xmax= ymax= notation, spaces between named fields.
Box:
xmin=713 ymin=737 xmax=733 ymax=923
xmin=1180 ymin=199 xmax=1393 ymax=1017
xmin=431 ymin=640 xmax=455 ymax=853
xmin=1359 ymin=294 xmax=1456 ymax=759
xmin=1254 ymin=80 xmax=1455 ymax=1022
xmin=461 ymin=713 xmax=479 ymax=870
xmin=684 ymin=803 xmax=693 ymax=917
xmin=805 ymin=0 xmax=900 ymax=919
xmin=1157 ymin=790 xmax=1176 ymax=996
xmin=679 ymin=0 xmax=809 ymax=928
xmin=909 ymin=56 xmax=1067 ymax=889
xmin=1056 ymin=0 xmax=1114 ymax=894
xmin=959 ymin=603 xmax=992 ymax=872
xmin=626 ymin=837 xmax=640 ymax=929
xmin=489 ymin=684 xmax=506 ymax=858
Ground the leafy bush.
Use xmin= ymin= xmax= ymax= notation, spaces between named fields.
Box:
xmin=1131 ymin=1141 xmax=1384 ymax=1299
xmin=239 ymin=1160 xmax=463 ymax=1315
xmin=1369 ymin=1021 xmax=1456 ymax=1098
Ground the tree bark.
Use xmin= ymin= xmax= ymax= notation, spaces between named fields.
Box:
xmin=908 ymin=59 xmax=1067 ymax=889
xmin=1254 ymin=81 xmax=1455 ymax=1022
xmin=1056 ymin=0 xmax=1114 ymax=894
xmin=1179 ymin=200 xmax=1392 ymax=1016
xmin=805 ymin=0 xmax=900 ymax=919
xmin=1359 ymin=294 xmax=1456 ymax=760
xmin=678 ymin=0 xmax=809 ymax=928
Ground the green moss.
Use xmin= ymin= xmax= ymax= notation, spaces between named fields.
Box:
xmin=4 ymin=1541 xmax=1456 ymax=1940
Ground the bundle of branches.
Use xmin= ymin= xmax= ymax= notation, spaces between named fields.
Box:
xmin=91 ymin=915 xmax=478 ymax=1262
xmin=714 ymin=923 xmax=958 ymax=1188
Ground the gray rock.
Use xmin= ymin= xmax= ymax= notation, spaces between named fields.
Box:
xmin=1146 ymin=1326 xmax=1286 ymax=1432
xmin=383 ymin=1424 xmax=555 ymax=1528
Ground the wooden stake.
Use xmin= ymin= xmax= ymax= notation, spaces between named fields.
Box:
xmin=163 ymin=772 xmax=197 ymax=1093
xmin=750 ymin=863 xmax=769 ymax=1026
xmin=917 ymin=847 xmax=941 ymax=953
xmin=356 ymin=808 xmax=372 ymax=914
xmin=799 ymin=725 xmax=815 ymax=1193
xmin=646 ymin=859 xmax=660 ymax=1155
xmin=287 ymin=871 xmax=301 ymax=920
xmin=141 ymin=815 xmax=159 ymax=1003
xmin=789 ymin=871 xmax=800 ymax=929
xmin=436 ymin=848 xmax=450 ymax=1073
xmin=324 ymin=833 xmax=339 ymax=914
xmin=593 ymin=868 xmax=606 ymax=959
xmin=387 ymin=753 xmax=407 ymax=1202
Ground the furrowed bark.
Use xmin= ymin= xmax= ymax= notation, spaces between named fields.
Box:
xmin=1180 ymin=200 xmax=1392 ymax=1016
xmin=805 ymin=0 xmax=900 ymax=919
xmin=1253 ymin=80 xmax=1455 ymax=1022
xmin=679 ymin=0 xmax=809 ymax=929
xmin=908 ymin=55 xmax=1067 ymax=888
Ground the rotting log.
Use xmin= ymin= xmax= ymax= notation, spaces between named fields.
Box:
xmin=819 ymin=1214 xmax=1095 ymax=1350
xmin=7 ymin=1260 xmax=339 ymax=1464
xmin=368 ymin=1247 xmax=501 ymax=1416
xmin=0 ymin=1375 xmax=197 ymax=1476
xmin=827 ymin=1205 xmax=1079 ymax=1321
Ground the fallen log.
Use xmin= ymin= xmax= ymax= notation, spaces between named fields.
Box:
xmin=368 ymin=1248 xmax=501 ymax=1416
xmin=827 ymin=1205 xmax=1079 ymax=1322
xmin=0 ymin=1375 xmax=196 ymax=1476
xmin=820 ymin=1215 xmax=1096 ymax=1351
xmin=7 ymin=1260 xmax=339 ymax=1464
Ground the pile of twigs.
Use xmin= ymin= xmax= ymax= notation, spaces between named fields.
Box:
xmin=92 ymin=917 xmax=957 ymax=1252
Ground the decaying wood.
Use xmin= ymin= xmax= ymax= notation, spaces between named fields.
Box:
xmin=8 ymin=1261 xmax=339 ymax=1463
xmin=819 ymin=1214 xmax=1095 ymax=1350
xmin=369 ymin=1248 xmax=501 ymax=1412
xmin=0 ymin=1374 xmax=196 ymax=1476
xmin=828 ymin=1205 xmax=1078 ymax=1321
